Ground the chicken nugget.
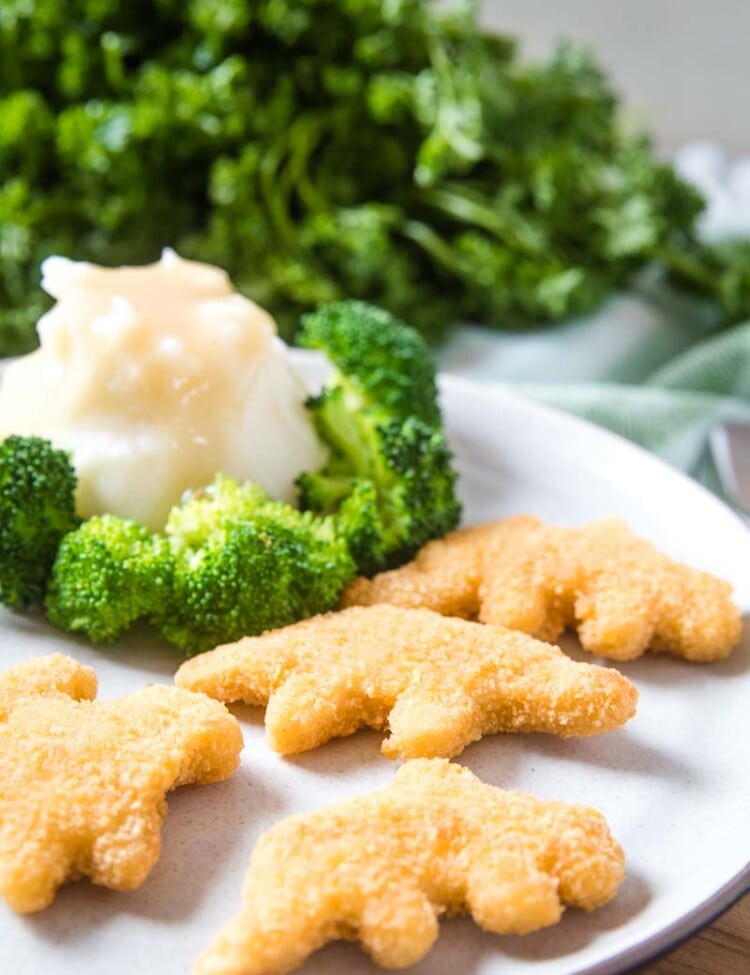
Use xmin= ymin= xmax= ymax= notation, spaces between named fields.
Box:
xmin=176 ymin=605 xmax=637 ymax=759
xmin=342 ymin=520 xmax=508 ymax=618
xmin=0 ymin=653 xmax=243 ymax=913
xmin=195 ymin=758 xmax=625 ymax=975
xmin=343 ymin=515 xmax=742 ymax=662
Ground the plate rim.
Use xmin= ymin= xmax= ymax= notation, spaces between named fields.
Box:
xmin=578 ymin=871 xmax=750 ymax=975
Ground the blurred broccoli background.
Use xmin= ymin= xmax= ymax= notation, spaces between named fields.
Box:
xmin=2 ymin=0 xmax=749 ymax=355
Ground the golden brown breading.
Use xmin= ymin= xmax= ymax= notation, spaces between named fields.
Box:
xmin=343 ymin=516 xmax=742 ymax=662
xmin=175 ymin=605 xmax=637 ymax=759
xmin=0 ymin=653 xmax=243 ymax=913
xmin=343 ymin=520 xmax=510 ymax=618
xmin=195 ymin=759 xmax=626 ymax=975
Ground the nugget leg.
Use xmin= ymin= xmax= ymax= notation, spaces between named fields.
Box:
xmin=90 ymin=812 xmax=164 ymax=890
xmin=359 ymin=886 xmax=439 ymax=967
xmin=479 ymin=572 xmax=565 ymax=642
xmin=543 ymin=806 xmax=627 ymax=910
xmin=265 ymin=673 xmax=366 ymax=754
xmin=466 ymin=854 xmax=562 ymax=935
xmin=195 ymin=897 xmax=330 ymax=975
xmin=575 ymin=577 xmax=655 ymax=660
xmin=0 ymin=833 xmax=69 ymax=914
xmin=384 ymin=687 xmax=481 ymax=760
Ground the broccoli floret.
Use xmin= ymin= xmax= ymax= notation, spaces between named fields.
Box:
xmin=0 ymin=435 xmax=79 ymax=608
xmin=155 ymin=474 xmax=357 ymax=653
xmin=163 ymin=474 xmax=271 ymax=548
xmin=297 ymin=302 xmax=461 ymax=574
xmin=331 ymin=480 xmax=386 ymax=572
xmin=298 ymin=300 xmax=441 ymax=426
xmin=43 ymin=473 xmax=357 ymax=654
xmin=300 ymin=399 xmax=460 ymax=575
xmin=45 ymin=515 xmax=174 ymax=642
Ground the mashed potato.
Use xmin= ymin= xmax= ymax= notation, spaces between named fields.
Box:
xmin=0 ymin=250 xmax=326 ymax=529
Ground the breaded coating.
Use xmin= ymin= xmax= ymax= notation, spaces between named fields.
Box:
xmin=343 ymin=516 xmax=742 ymax=662
xmin=343 ymin=520 xmax=508 ymax=619
xmin=195 ymin=759 xmax=626 ymax=975
xmin=0 ymin=653 xmax=243 ymax=913
xmin=175 ymin=605 xmax=637 ymax=759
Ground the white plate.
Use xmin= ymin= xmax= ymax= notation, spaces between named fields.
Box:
xmin=2 ymin=361 xmax=749 ymax=975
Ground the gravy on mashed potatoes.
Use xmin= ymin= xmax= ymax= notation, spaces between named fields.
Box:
xmin=0 ymin=249 xmax=326 ymax=529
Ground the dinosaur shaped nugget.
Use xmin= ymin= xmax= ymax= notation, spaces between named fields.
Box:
xmin=0 ymin=653 xmax=243 ymax=913
xmin=175 ymin=605 xmax=637 ymax=759
xmin=343 ymin=516 xmax=742 ymax=662
xmin=195 ymin=759 xmax=626 ymax=975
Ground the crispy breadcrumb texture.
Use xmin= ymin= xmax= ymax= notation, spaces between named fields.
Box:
xmin=0 ymin=652 xmax=97 ymax=717
xmin=343 ymin=516 xmax=742 ymax=662
xmin=0 ymin=653 xmax=243 ymax=913
xmin=343 ymin=520 xmax=507 ymax=618
xmin=176 ymin=605 xmax=637 ymax=759
xmin=195 ymin=759 xmax=626 ymax=975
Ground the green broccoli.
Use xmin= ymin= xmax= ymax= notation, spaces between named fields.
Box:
xmin=297 ymin=301 xmax=461 ymax=574
xmin=37 ymin=302 xmax=461 ymax=649
xmin=45 ymin=514 xmax=173 ymax=642
xmin=44 ymin=475 xmax=357 ymax=653
xmin=0 ymin=435 xmax=79 ymax=608
xmin=163 ymin=476 xmax=271 ymax=550
xmin=299 ymin=301 xmax=441 ymax=426
xmin=156 ymin=475 xmax=357 ymax=653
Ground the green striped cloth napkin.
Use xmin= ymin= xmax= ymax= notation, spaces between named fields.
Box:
xmin=518 ymin=320 xmax=750 ymax=493
xmin=438 ymin=312 xmax=750 ymax=504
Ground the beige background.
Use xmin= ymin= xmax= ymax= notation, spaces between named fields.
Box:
xmin=480 ymin=0 xmax=750 ymax=152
